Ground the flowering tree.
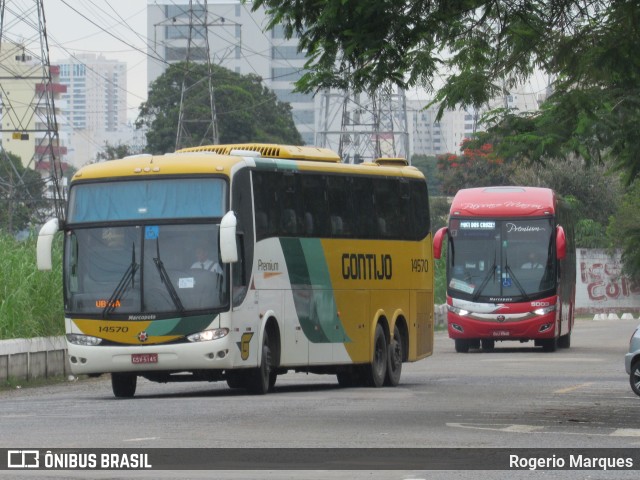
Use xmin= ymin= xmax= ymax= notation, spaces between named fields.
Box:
xmin=436 ymin=139 xmax=514 ymax=196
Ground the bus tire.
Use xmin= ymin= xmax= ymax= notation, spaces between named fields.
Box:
xmin=366 ymin=324 xmax=388 ymax=388
xmin=384 ymin=325 xmax=403 ymax=387
xmin=247 ymin=331 xmax=273 ymax=394
xmin=455 ymin=339 xmax=470 ymax=353
xmin=111 ymin=373 xmax=137 ymax=398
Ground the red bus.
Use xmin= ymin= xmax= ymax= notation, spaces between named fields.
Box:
xmin=433 ymin=187 xmax=576 ymax=352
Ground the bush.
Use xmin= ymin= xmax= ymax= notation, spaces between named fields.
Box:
xmin=0 ymin=232 xmax=64 ymax=339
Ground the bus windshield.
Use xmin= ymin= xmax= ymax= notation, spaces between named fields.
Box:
xmin=446 ymin=217 xmax=556 ymax=302
xmin=64 ymin=223 xmax=227 ymax=317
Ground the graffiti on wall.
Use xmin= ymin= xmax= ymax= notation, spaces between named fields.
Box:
xmin=576 ymin=249 xmax=640 ymax=313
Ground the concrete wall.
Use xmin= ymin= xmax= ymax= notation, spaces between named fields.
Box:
xmin=576 ymin=249 xmax=640 ymax=315
xmin=0 ymin=336 xmax=69 ymax=383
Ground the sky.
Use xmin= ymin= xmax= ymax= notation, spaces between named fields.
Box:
xmin=8 ymin=0 xmax=150 ymax=121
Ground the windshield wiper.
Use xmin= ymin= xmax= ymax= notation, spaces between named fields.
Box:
xmin=153 ymin=238 xmax=185 ymax=313
xmin=504 ymin=264 xmax=530 ymax=301
xmin=102 ymin=243 xmax=138 ymax=317
xmin=472 ymin=262 xmax=496 ymax=302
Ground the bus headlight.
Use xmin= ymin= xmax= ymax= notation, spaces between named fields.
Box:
xmin=66 ymin=334 xmax=102 ymax=346
xmin=187 ymin=328 xmax=229 ymax=343
xmin=534 ymin=305 xmax=556 ymax=315
xmin=448 ymin=305 xmax=470 ymax=316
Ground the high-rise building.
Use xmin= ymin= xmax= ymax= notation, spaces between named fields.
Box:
xmin=56 ymin=53 xmax=128 ymax=167
xmin=147 ymin=0 xmax=316 ymax=146
xmin=0 ymin=41 xmax=67 ymax=168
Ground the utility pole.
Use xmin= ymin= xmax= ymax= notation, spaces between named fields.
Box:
xmin=174 ymin=0 xmax=220 ymax=150
xmin=317 ymin=83 xmax=410 ymax=163
xmin=0 ymin=0 xmax=66 ymax=225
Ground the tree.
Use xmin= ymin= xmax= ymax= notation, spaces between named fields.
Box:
xmin=411 ymin=154 xmax=442 ymax=196
xmin=607 ymin=181 xmax=640 ymax=281
xmin=249 ymin=0 xmax=640 ymax=184
xmin=136 ymin=62 xmax=303 ymax=154
xmin=435 ymin=140 xmax=514 ymax=195
xmin=96 ymin=142 xmax=134 ymax=162
xmin=0 ymin=150 xmax=47 ymax=233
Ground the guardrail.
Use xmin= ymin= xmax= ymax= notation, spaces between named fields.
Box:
xmin=0 ymin=336 xmax=69 ymax=383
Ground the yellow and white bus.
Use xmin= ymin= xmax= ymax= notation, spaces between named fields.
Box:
xmin=37 ymin=144 xmax=434 ymax=397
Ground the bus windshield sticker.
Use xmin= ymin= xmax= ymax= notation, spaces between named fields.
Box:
xmin=460 ymin=221 xmax=495 ymax=230
xmin=145 ymin=226 xmax=159 ymax=240
xmin=449 ymin=278 xmax=475 ymax=294
xmin=178 ymin=277 xmax=195 ymax=289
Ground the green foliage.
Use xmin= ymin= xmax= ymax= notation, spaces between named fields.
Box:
xmin=607 ymin=181 xmax=640 ymax=281
xmin=96 ymin=142 xmax=134 ymax=161
xmin=429 ymin=195 xmax=450 ymax=235
xmin=0 ymin=150 xmax=47 ymax=233
xmin=411 ymin=154 xmax=443 ymax=196
xmin=0 ymin=232 xmax=63 ymax=339
xmin=434 ymin=240 xmax=447 ymax=305
xmin=249 ymin=0 xmax=640 ymax=185
xmin=510 ymin=156 xmax=623 ymax=230
xmin=137 ymin=62 xmax=303 ymax=154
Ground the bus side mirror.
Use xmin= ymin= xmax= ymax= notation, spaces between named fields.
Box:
xmin=433 ymin=227 xmax=448 ymax=260
xmin=556 ymin=226 xmax=566 ymax=261
xmin=220 ymin=211 xmax=238 ymax=263
xmin=37 ymin=218 xmax=60 ymax=270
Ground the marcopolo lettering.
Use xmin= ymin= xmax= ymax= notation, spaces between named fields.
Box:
xmin=341 ymin=253 xmax=392 ymax=280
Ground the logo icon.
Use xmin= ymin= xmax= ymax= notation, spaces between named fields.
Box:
xmin=137 ymin=331 xmax=149 ymax=342
xmin=8 ymin=450 xmax=39 ymax=468
xmin=497 ymin=315 xmax=506 ymax=323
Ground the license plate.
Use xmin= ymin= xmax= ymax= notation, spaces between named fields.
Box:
xmin=492 ymin=330 xmax=510 ymax=337
xmin=131 ymin=353 xmax=158 ymax=364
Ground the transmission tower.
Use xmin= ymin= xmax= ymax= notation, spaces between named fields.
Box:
xmin=174 ymin=0 xmax=219 ymax=150
xmin=317 ymin=83 xmax=410 ymax=163
xmin=0 ymin=0 xmax=66 ymax=224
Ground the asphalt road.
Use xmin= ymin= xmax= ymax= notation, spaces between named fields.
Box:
xmin=2 ymin=317 xmax=639 ymax=479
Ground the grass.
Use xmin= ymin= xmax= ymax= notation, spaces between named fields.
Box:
xmin=0 ymin=231 xmax=64 ymax=340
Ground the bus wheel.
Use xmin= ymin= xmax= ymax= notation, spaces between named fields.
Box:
xmin=384 ymin=325 xmax=403 ymax=387
xmin=111 ymin=373 xmax=137 ymax=398
xmin=366 ymin=324 xmax=388 ymax=388
xmin=481 ymin=339 xmax=495 ymax=351
xmin=247 ymin=331 xmax=273 ymax=394
xmin=455 ymin=339 xmax=469 ymax=353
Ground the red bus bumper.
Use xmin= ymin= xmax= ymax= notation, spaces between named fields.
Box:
xmin=447 ymin=311 xmax=557 ymax=341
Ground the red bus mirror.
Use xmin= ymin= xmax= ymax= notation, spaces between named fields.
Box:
xmin=556 ymin=226 xmax=566 ymax=261
xmin=433 ymin=227 xmax=448 ymax=260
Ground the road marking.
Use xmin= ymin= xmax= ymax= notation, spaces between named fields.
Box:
xmin=448 ymin=423 xmax=640 ymax=438
xmin=447 ymin=423 xmax=544 ymax=433
xmin=123 ymin=437 xmax=158 ymax=442
xmin=611 ymin=429 xmax=640 ymax=437
xmin=553 ymin=382 xmax=594 ymax=394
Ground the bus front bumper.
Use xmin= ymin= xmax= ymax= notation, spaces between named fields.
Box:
xmin=66 ymin=336 xmax=244 ymax=375
xmin=447 ymin=311 xmax=557 ymax=341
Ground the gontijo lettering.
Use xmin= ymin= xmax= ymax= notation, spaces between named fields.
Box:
xmin=341 ymin=253 xmax=392 ymax=280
